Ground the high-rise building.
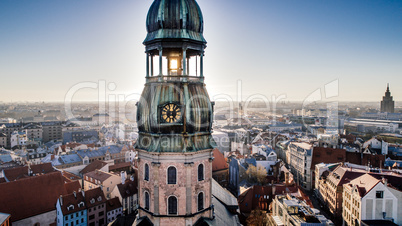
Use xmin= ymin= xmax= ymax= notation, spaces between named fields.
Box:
xmin=135 ymin=0 xmax=215 ymax=225
xmin=381 ymin=84 xmax=395 ymax=113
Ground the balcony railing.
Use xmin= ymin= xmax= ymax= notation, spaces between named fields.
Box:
xmin=146 ymin=75 xmax=204 ymax=83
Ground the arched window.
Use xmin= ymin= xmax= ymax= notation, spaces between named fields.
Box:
xmin=144 ymin=163 xmax=149 ymax=181
xmin=168 ymin=196 xmax=178 ymax=215
xmin=198 ymin=192 xmax=204 ymax=211
xmin=144 ymin=191 xmax=150 ymax=210
xmin=167 ymin=166 xmax=176 ymax=184
xmin=198 ymin=164 xmax=204 ymax=181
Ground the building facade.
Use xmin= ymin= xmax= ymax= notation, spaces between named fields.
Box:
xmin=84 ymin=187 xmax=107 ymax=226
xmin=135 ymin=0 xmax=215 ymax=225
xmin=288 ymin=142 xmax=313 ymax=190
xmin=342 ymin=174 xmax=402 ymax=226
xmin=381 ymin=84 xmax=395 ymax=113
xmin=106 ymin=197 xmax=123 ymax=224
xmin=83 ymin=169 xmax=121 ymax=199
xmin=56 ymin=191 xmax=87 ymax=226
xmin=111 ymin=175 xmax=138 ymax=215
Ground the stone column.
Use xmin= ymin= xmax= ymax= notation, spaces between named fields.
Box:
xmin=159 ymin=48 xmax=163 ymax=76
xmin=200 ymin=53 xmax=204 ymax=78
xmin=185 ymin=162 xmax=193 ymax=215
xmin=150 ymin=54 xmax=154 ymax=76
xmin=187 ymin=57 xmax=190 ymax=75
xmin=182 ymin=48 xmax=187 ymax=76
xmin=146 ymin=53 xmax=150 ymax=78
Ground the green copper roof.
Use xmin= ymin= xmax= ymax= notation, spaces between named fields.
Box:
xmin=144 ymin=0 xmax=206 ymax=44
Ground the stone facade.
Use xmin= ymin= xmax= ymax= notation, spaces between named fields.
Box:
xmin=137 ymin=150 xmax=213 ymax=226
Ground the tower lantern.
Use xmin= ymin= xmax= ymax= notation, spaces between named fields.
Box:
xmin=143 ymin=0 xmax=206 ymax=79
xmin=135 ymin=0 xmax=215 ymax=225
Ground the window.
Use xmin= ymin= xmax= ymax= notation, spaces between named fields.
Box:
xmin=81 ymin=218 xmax=84 ymax=223
xmin=198 ymin=164 xmax=204 ymax=181
xmin=144 ymin=191 xmax=150 ymax=210
xmin=376 ymin=191 xmax=384 ymax=199
xmin=198 ymin=192 xmax=204 ymax=211
xmin=99 ymin=211 xmax=104 ymax=217
xmin=89 ymin=214 xmax=95 ymax=220
xmin=167 ymin=166 xmax=177 ymax=184
xmin=168 ymin=196 xmax=178 ymax=215
xmin=144 ymin=163 xmax=149 ymax=181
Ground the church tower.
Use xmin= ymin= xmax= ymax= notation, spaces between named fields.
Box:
xmin=135 ymin=0 xmax=214 ymax=225
xmin=381 ymin=84 xmax=395 ymax=113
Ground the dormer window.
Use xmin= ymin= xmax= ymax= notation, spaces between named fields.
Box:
xmin=90 ymin=198 xmax=95 ymax=204
xmin=78 ymin=202 xmax=84 ymax=208
xmin=67 ymin=205 xmax=74 ymax=211
xmin=97 ymin=196 xmax=102 ymax=202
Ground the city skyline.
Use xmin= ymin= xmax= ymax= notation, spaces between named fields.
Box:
xmin=0 ymin=0 xmax=401 ymax=102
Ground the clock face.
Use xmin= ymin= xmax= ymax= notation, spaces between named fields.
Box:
xmin=161 ymin=103 xmax=181 ymax=123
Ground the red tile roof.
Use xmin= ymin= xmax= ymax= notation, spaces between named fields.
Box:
xmin=106 ymin=197 xmax=122 ymax=212
xmin=116 ymin=179 xmax=138 ymax=199
xmin=80 ymin=160 xmax=107 ymax=175
xmin=238 ymin=184 xmax=300 ymax=214
xmin=30 ymin=162 xmax=55 ymax=175
xmin=84 ymin=170 xmax=113 ymax=183
xmin=345 ymin=152 xmax=386 ymax=168
xmin=3 ymin=166 xmax=29 ymax=181
xmin=62 ymin=171 xmax=82 ymax=182
xmin=64 ymin=181 xmax=81 ymax=194
xmin=109 ymin=162 xmax=131 ymax=171
xmin=3 ymin=163 xmax=56 ymax=181
xmin=84 ymin=187 xmax=106 ymax=209
xmin=59 ymin=191 xmax=86 ymax=215
xmin=310 ymin=147 xmax=346 ymax=170
xmin=0 ymin=172 xmax=69 ymax=222
xmin=212 ymin=148 xmax=228 ymax=172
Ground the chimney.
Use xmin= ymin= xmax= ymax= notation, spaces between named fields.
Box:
xmin=82 ymin=190 xmax=85 ymax=197
xmin=285 ymin=172 xmax=289 ymax=186
xmin=382 ymin=177 xmax=388 ymax=186
xmin=60 ymin=195 xmax=63 ymax=206
xmin=121 ymin=171 xmax=126 ymax=185
xmin=73 ymin=191 xmax=77 ymax=198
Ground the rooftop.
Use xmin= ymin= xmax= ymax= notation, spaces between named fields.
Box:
xmin=0 ymin=172 xmax=69 ymax=222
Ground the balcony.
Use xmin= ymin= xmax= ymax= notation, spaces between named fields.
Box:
xmin=146 ymin=75 xmax=204 ymax=83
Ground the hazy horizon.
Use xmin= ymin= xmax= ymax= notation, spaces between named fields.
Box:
xmin=1 ymin=0 xmax=401 ymax=103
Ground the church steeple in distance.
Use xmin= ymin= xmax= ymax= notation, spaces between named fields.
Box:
xmin=135 ymin=0 xmax=215 ymax=225
xmin=381 ymin=83 xmax=395 ymax=113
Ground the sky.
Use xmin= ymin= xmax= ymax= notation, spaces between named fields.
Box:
xmin=0 ymin=0 xmax=401 ymax=103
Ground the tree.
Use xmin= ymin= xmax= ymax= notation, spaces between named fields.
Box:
xmin=246 ymin=208 xmax=268 ymax=226
xmin=246 ymin=165 xmax=268 ymax=185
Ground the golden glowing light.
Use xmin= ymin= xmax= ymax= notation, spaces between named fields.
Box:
xmin=170 ymin=59 xmax=178 ymax=70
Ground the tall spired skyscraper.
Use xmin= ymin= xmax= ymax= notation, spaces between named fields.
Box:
xmin=135 ymin=0 xmax=215 ymax=225
xmin=381 ymin=84 xmax=395 ymax=113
